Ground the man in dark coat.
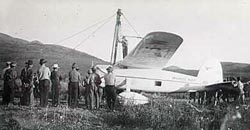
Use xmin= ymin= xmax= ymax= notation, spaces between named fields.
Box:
xmin=88 ymin=67 xmax=102 ymax=109
xmin=3 ymin=62 xmax=18 ymax=105
xmin=84 ymin=69 xmax=92 ymax=109
xmin=51 ymin=64 xmax=61 ymax=107
xmin=20 ymin=60 xmax=34 ymax=106
xmin=2 ymin=61 xmax=11 ymax=105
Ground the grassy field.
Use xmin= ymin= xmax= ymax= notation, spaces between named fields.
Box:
xmin=0 ymin=97 xmax=249 ymax=130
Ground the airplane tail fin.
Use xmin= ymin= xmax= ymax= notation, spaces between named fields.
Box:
xmin=197 ymin=59 xmax=223 ymax=85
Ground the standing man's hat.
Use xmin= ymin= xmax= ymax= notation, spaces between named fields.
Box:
xmin=72 ymin=63 xmax=77 ymax=68
xmin=6 ymin=61 xmax=11 ymax=65
xmin=52 ymin=64 xmax=60 ymax=68
xmin=87 ymin=69 xmax=92 ymax=74
xmin=106 ymin=66 xmax=113 ymax=71
xmin=25 ymin=60 xmax=33 ymax=65
xmin=11 ymin=61 xmax=17 ymax=67
xmin=91 ymin=66 xmax=97 ymax=71
xmin=39 ymin=59 xmax=47 ymax=64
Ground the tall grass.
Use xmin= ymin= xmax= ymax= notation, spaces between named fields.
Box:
xmin=103 ymin=97 xmax=250 ymax=130
xmin=0 ymin=97 xmax=249 ymax=130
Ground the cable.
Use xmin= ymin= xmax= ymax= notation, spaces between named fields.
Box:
xmin=55 ymin=15 xmax=113 ymax=62
xmin=122 ymin=14 xmax=141 ymax=37
xmin=55 ymin=13 xmax=116 ymax=44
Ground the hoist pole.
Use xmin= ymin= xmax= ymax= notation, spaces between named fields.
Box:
xmin=110 ymin=9 xmax=122 ymax=65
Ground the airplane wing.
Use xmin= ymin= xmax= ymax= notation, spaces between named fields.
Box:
xmin=120 ymin=32 xmax=183 ymax=69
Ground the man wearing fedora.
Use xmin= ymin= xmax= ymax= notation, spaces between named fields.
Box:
xmin=38 ymin=59 xmax=51 ymax=107
xmin=3 ymin=62 xmax=18 ymax=105
xmin=20 ymin=60 xmax=34 ymax=106
xmin=51 ymin=64 xmax=61 ymax=107
xmin=68 ymin=63 xmax=81 ymax=108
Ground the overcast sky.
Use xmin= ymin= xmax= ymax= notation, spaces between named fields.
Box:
xmin=1 ymin=0 xmax=250 ymax=69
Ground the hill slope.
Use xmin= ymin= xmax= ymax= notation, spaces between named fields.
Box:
xmin=0 ymin=33 xmax=107 ymax=77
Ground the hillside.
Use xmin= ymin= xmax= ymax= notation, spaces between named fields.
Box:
xmin=221 ymin=62 xmax=250 ymax=81
xmin=0 ymin=33 xmax=108 ymax=77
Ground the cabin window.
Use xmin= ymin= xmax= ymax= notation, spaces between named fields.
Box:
xmin=155 ymin=81 xmax=162 ymax=86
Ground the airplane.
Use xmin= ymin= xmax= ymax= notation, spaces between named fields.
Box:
xmin=94 ymin=31 xmax=237 ymax=105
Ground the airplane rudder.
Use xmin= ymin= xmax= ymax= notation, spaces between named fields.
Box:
xmin=197 ymin=58 xmax=223 ymax=85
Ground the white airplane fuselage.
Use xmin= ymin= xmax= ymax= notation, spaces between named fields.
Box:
xmin=97 ymin=65 xmax=202 ymax=93
xmin=115 ymin=69 xmax=200 ymax=93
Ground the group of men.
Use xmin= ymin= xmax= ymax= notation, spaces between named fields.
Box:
xmin=83 ymin=66 xmax=116 ymax=110
xmin=1 ymin=59 xmax=59 ymax=107
xmin=1 ymin=59 xmax=118 ymax=111
xmin=189 ymin=77 xmax=247 ymax=106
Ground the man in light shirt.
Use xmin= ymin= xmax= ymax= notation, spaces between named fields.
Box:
xmin=38 ymin=59 xmax=51 ymax=107
xmin=68 ymin=63 xmax=81 ymax=108
xmin=104 ymin=66 xmax=116 ymax=111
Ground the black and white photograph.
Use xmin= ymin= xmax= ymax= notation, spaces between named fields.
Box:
xmin=0 ymin=0 xmax=250 ymax=129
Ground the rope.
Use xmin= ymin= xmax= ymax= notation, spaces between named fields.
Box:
xmin=55 ymin=13 xmax=116 ymax=44
xmin=122 ymin=14 xmax=141 ymax=37
xmin=54 ymin=15 xmax=113 ymax=63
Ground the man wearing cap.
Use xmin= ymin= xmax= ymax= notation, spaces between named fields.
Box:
xmin=38 ymin=59 xmax=51 ymax=107
xmin=51 ymin=64 xmax=61 ymax=107
xmin=68 ymin=63 xmax=81 ymax=108
xmin=20 ymin=60 xmax=34 ymax=106
xmin=88 ymin=67 xmax=102 ymax=109
xmin=3 ymin=62 xmax=18 ymax=105
xmin=104 ymin=66 xmax=116 ymax=111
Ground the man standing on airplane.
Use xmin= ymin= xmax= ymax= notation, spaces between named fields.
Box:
xmin=104 ymin=66 xmax=116 ymax=111
xmin=38 ymin=59 xmax=51 ymax=107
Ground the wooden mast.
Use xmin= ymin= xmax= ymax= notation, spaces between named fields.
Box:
xmin=110 ymin=9 xmax=122 ymax=65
